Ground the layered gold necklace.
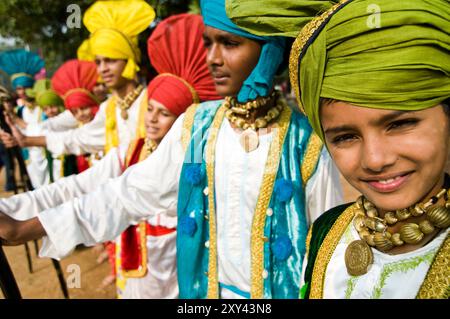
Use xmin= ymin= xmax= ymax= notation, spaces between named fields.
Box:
xmin=117 ymin=84 xmax=144 ymax=120
xmin=345 ymin=176 xmax=450 ymax=276
xmin=224 ymin=90 xmax=285 ymax=152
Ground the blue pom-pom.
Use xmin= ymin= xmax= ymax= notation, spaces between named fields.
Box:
xmin=274 ymin=179 xmax=293 ymax=202
xmin=183 ymin=164 xmax=204 ymax=186
xmin=272 ymin=235 xmax=292 ymax=261
xmin=179 ymin=216 xmax=197 ymax=237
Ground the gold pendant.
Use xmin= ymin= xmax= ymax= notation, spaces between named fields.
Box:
xmin=345 ymin=240 xmax=373 ymax=276
xmin=239 ymin=128 xmax=259 ymax=153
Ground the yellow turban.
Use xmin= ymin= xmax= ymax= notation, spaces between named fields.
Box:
xmin=77 ymin=39 xmax=94 ymax=61
xmin=83 ymin=0 xmax=155 ymax=80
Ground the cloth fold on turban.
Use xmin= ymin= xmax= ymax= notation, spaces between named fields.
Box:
xmin=292 ymin=0 xmax=450 ymax=140
xmin=51 ymin=59 xmax=99 ymax=115
xmin=83 ymin=0 xmax=155 ymax=80
xmin=0 ymin=49 xmax=45 ymax=89
xmin=201 ymin=0 xmax=286 ymax=103
xmin=146 ymin=13 xmax=221 ymax=116
xmin=226 ymin=0 xmax=339 ymax=38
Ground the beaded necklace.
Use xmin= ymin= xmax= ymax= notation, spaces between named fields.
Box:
xmin=345 ymin=174 xmax=450 ymax=276
xmin=224 ymin=90 xmax=286 ymax=152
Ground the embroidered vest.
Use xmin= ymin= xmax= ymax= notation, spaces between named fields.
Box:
xmin=176 ymin=100 xmax=323 ymax=299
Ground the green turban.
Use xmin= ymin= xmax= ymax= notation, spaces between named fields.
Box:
xmin=290 ymin=0 xmax=450 ymax=140
xmin=226 ymin=0 xmax=339 ymax=37
xmin=26 ymin=79 xmax=63 ymax=108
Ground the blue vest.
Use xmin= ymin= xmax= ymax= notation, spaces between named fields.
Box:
xmin=176 ymin=100 xmax=322 ymax=298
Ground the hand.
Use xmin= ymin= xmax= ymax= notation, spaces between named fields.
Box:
xmin=0 ymin=111 xmax=27 ymax=148
xmin=6 ymin=110 xmax=26 ymax=130
xmin=5 ymin=111 xmax=27 ymax=147
xmin=0 ymin=129 xmax=19 ymax=148
xmin=0 ymin=212 xmax=21 ymax=246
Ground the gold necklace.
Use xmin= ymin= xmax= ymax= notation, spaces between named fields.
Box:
xmin=117 ymin=84 xmax=143 ymax=120
xmin=345 ymin=180 xmax=450 ymax=276
xmin=144 ymin=138 xmax=157 ymax=156
xmin=224 ymin=91 xmax=285 ymax=152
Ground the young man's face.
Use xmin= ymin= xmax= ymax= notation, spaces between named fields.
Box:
xmin=144 ymin=99 xmax=177 ymax=144
xmin=203 ymin=26 xmax=261 ymax=98
xmin=42 ymin=105 xmax=61 ymax=118
xmin=15 ymin=86 xmax=26 ymax=99
xmin=321 ymin=102 xmax=450 ymax=212
xmin=94 ymin=56 xmax=128 ymax=90
xmin=70 ymin=106 xmax=95 ymax=124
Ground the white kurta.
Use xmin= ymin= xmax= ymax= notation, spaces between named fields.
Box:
xmin=45 ymin=90 xmax=146 ymax=156
xmin=21 ymin=106 xmax=49 ymax=188
xmin=321 ymin=220 xmax=448 ymax=299
xmin=11 ymin=112 xmax=343 ymax=298
xmin=0 ymin=142 xmax=178 ymax=299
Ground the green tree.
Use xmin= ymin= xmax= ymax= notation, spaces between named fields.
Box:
xmin=0 ymin=0 xmax=193 ymax=75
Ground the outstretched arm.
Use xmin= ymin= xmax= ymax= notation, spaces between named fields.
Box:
xmin=1 ymin=115 xmax=185 ymax=259
xmin=0 ymin=147 xmax=123 ymax=220
xmin=0 ymin=213 xmax=45 ymax=246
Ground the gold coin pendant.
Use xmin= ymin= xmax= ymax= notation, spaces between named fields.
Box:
xmin=345 ymin=240 xmax=374 ymax=276
xmin=239 ymin=128 xmax=259 ymax=153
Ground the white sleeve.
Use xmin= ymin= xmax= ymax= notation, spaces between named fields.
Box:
xmin=44 ymin=102 xmax=107 ymax=156
xmin=38 ymin=110 xmax=78 ymax=132
xmin=0 ymin=147 xmax=123 ymax=221
xmin=37 ymin=114 xmax=185 ymax=259
xmin=305 ymin=148 xmax=344 ymax=225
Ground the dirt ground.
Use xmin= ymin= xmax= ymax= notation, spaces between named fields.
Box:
xmin=0 ymin=153 xmax=448 ymax=299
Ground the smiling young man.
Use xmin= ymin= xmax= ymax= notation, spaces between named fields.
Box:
xmin=0 ymin=0 xmax=154 ymax=159
xmin=0 ymin=1 xmax=343 ymax=299
xmin=229 ymin=0 xmax=450 ymax=299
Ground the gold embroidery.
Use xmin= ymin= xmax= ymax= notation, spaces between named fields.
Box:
xmin=288 ymin=0 xmax=350 ymax=114
xmin=309 ymin=203 xmax=357 ymax=299
xmin=416 ymin=234 xmax=450 ymax=299
xmin=205 ymin=106 xmax=226 ymax=299
xmin=301 ymin=133 xmax=323 ymax=186
xmin=181 ymin=103 xmax=201 ymax=152
xmin=250 ymin=106 xmax=292 ymax=298
xmin=122 ymin=222 xmax=148 ymax=278
xmin=306 ymin=226 xmax=313 ymax=255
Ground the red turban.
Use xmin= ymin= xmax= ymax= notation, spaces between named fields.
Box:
xmin=51 ymin=59 xmax=100 ymax=115
xmin=147 ymin=13 xmax=221 ymax=116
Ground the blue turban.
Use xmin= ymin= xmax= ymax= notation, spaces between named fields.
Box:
xmin=0 ymin=49 xmax=45 ymax=90
xmin=200 ymin=0 xmax=286 ymax=102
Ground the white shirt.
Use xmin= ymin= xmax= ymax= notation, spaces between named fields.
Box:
xmin=45 ymin=89 xmax=146 ymax=156
xmin=8 ymin=112 xmax=343 ymax=298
